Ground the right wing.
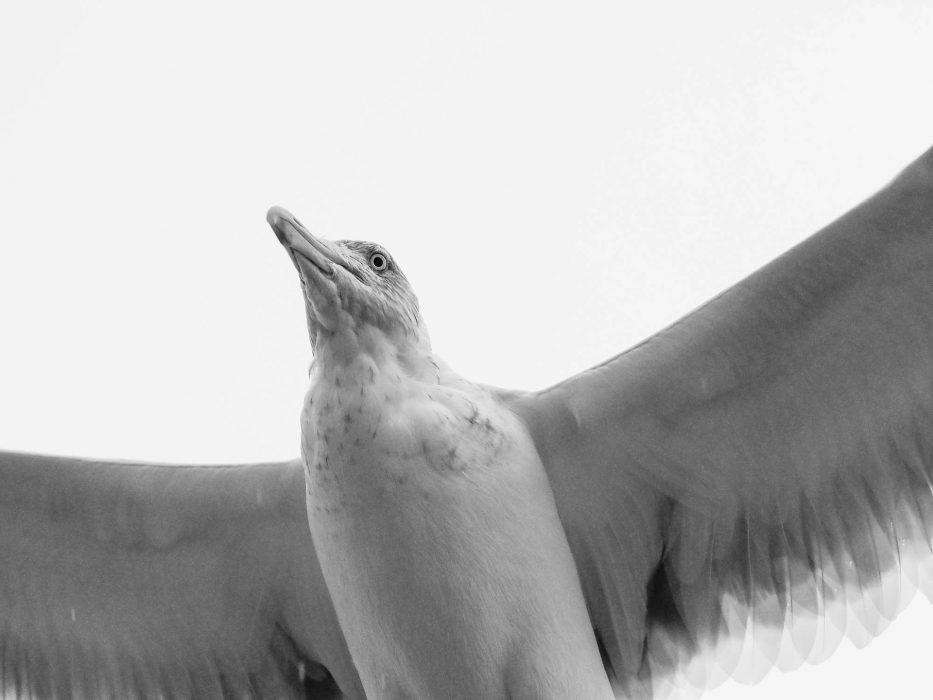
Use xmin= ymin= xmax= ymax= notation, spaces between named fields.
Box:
xmin=0 ymin=451 xmax=363 ymax=699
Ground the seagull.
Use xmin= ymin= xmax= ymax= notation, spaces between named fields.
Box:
xmin=267 ymin=206 xmax=614 ymax=699
xmin=1 ymin=144 xmax=932 ymax=699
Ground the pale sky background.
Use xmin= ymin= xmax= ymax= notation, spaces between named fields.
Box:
xmin=2 ymin=2 xmax=933 ymax=698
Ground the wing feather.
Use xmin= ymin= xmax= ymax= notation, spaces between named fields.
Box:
xmin=0 ymin=451 xmax=362 ymax=699
xmin=505 ymin=145 xmax=933 ymax=694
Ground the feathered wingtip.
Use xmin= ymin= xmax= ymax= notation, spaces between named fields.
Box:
xmin=629 ymin=491 xmax=933 ymax=698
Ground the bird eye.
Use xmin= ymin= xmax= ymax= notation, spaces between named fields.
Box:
xmin=369 ymin=252 xmax=388 ymax=271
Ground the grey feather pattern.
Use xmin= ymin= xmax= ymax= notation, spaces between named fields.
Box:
xmin=505 ymin=145 xmax=933 ymax=695
xmin=0 ymin=452 xmax=362 ymax=699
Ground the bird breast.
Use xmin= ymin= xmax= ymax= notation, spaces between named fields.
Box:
xmin=300 ymin=357 xmax=512 ymax=503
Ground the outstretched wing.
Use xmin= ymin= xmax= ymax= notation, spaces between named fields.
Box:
xmin=505 ymin=145 xmax=933 ymax=695
xmin=0 ymin=451 xmax=362 ymax=699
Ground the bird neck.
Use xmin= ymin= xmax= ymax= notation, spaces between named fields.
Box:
xmin=312 ymin=322 xmax=440 ymax=388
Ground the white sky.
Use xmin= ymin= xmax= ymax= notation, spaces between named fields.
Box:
xmin=2 ymin=1 xmax=933 ymax=698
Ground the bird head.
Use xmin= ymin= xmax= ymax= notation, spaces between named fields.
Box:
xmin=267 ymin=206 xmax=429 ymax=368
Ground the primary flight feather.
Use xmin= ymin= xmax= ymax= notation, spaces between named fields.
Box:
xmin=1 ymin=145 xmax=932 ymax=698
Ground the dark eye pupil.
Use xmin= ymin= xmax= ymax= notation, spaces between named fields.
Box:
xmin=372 ymin=254 xmax=386 ymax=269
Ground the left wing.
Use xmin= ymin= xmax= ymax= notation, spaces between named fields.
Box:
xmin=504 ymin=144 xmax=933 ymax=695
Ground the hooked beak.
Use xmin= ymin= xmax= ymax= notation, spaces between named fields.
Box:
xmin=266 ymin=206 xmax=343 ymax=275
xmin=267 ymin=205 xmax=347 ymax=333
